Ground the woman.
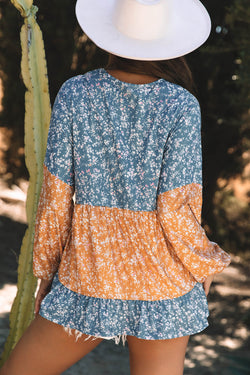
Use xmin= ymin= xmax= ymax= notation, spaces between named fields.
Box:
xmin=0 ymin=0 xmax=231 ymax=374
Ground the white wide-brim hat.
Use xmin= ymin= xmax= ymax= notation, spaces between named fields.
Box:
xmin=76 ymin=0 xmax=211 ymax=61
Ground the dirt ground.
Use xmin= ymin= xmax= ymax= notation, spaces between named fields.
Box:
xmin=0 ymin=178 xmax=250 ymax=374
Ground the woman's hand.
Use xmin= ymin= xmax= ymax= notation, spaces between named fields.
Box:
xmin=34 ymin=278 xmax=53 ymax=316
xmin=202 ymin=274 xmax=214 ymax=296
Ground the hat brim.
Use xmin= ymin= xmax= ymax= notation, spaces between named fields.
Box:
xmin=76 ymin=0 xmax=211 ymax=61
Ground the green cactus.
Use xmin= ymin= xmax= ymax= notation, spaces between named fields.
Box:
xmin=0 ymin=0 xmax=51 ymax=365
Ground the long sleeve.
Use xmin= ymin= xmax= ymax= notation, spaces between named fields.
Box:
xmin=156 ymin=93 xmax=231 ymax=283
xmin=33 ymin=81 xmax=75 ymax=281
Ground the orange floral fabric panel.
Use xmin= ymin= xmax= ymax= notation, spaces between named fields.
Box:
xmin=33 ymin=165 xmax=74 ymax=281
xmin=58 ymin=203 xmax=198 ymax=300
xmin=156 ymin=183 xmax=231 ymax=283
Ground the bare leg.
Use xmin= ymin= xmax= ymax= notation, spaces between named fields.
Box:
xmin=127 ymin=335 xmax=190 ymax=375
xmin=0 ymin=315 xmax=103 ymax=375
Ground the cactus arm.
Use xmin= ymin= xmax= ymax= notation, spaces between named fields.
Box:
xmin=10 ymin=0 xmax=33 ymax=17
xmin=0 ymin=1 xmax=51 ymax=364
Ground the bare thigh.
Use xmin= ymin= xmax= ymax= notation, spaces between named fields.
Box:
xmin=0 ymin=315 xmax=103 ymax=375
xmin=127 ymin=335 xmax=190 ymax=375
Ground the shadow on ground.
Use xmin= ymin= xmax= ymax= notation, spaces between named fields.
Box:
xmin=0 ymin=215 xmax=26 ymax=287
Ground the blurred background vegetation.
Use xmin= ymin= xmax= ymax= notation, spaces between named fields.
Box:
xmin=0 ymin=0 xmax=249 ymax=258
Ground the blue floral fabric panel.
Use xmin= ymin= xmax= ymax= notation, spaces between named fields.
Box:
xmin=39 ymin=273 xmax=209 ymax=343
xmin=44 ymin=80 xmax=74 ymax=187
xmin=157 ymin=94 xmax=202 ymax=195
xmin=44 ymin=68 xmax=202 ymax=211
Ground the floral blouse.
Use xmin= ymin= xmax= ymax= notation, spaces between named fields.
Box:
xmin=33 ymin=68 xmax=231 ymax=301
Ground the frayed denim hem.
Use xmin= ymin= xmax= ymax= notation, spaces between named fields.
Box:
xmin=63 ymin=326 xmax=128 ymax=346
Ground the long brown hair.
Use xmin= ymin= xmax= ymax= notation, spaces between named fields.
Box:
xmin=105 ymin=54 xmax=197 ymax=97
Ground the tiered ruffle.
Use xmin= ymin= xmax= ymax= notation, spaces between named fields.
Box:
xmin=39 ymin=273 xmax=209 ymax=346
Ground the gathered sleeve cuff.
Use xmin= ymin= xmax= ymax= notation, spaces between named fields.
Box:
xmin=157 ymin=183 xmax=231 ymax=283
xmin=33 ymin=165 xmax=74 ymax=281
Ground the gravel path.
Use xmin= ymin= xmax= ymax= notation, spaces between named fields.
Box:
xmin=0 ymin=180 xmax=250 ymax=374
